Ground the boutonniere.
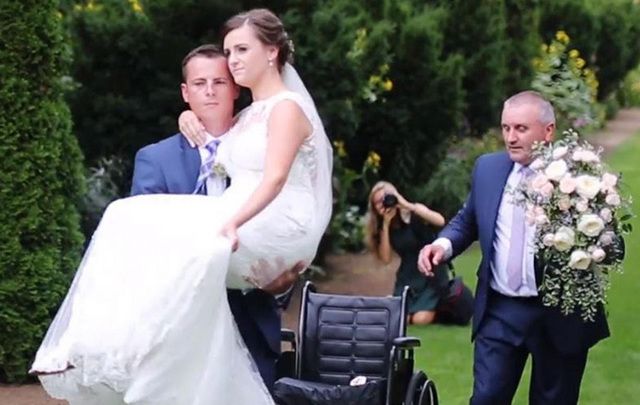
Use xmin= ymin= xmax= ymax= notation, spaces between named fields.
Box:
xmin=212 ymin=162 xmax=228 ymax=179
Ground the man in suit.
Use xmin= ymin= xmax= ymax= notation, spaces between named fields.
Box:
xmin=418 ymin=91 xmax=611 ymax=404
xmin=130 ymin=44 xmax=297 ymax=390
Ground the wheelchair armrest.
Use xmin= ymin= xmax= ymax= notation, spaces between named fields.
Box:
xmin=392 ymin=336 xmax=421 ymax=349
xmin=281 ymin=328 xmax=296 ymax=344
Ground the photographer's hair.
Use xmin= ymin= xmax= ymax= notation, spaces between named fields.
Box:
xmin=504 ymin=90 xmax=556 ymax=125
xmin=221 ymin=8 xmax=294 ymax=71
xmin=181 ymin=44 xmax=226 ymax=81
xmin=365 ymin=181 xmax=397 ymax=256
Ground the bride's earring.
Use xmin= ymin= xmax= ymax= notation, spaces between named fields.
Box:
xmin=268 ymin=59 xmax=274 ymax=67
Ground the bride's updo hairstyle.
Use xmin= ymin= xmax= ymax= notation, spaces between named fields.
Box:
xmin=221 ymin=8 xmax=294 ymax=71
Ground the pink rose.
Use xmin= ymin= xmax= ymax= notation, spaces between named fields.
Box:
xmin=591 ymin=248 xmax=606 ymax=263
xmin=605 ymin=193 xmax=621 ymax=207
xmin=540 ymin=182 xmax=554 ymax=198
xmin=599 ymin=232 xmax=615 ymax=246
xmin=601 ymin=172 xmax=618 ymax=193
xmin=559 ymin=175 xmax=577 ymax=194
xmin=599 ymin=208 xmax=613 ymax=223
xmin=558 ymin=196 xmax=572 ymax=211
xmin=575 ymin=199 xmax=589 ymax=213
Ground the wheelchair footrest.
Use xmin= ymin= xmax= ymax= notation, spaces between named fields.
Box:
xmin=273 ymin=376 xmax=385 ymax=405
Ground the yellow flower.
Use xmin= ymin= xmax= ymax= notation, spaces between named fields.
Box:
xmin=555 ymin=30 xmax=570 ymax=44
xmin=333 ymin=140 xmax=347 ymax=158
xmin=575 ymin=57 xmax=586 ymax=69
xmin=365 ymin=151 xmax=381 ymax=169
xmin=129 ymin=0 xmax=144 ymax=13
xmin=368 ymin=75 xmax=382 ymax=86
xmin=569 ymin=49 xmax=579 ymax=59
xmin=549 ymin=44 xmax=557 ymax=54
xmin=382 ymin=79 xmax=393 ymax=92
xmin=540 ymin=44 xmax=548 ymax=53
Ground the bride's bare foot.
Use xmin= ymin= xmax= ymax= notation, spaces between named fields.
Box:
xmin=30 ymin=363 xmax=75 ymax=376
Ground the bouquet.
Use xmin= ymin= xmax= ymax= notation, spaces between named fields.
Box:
xmin=516 ymin=129 xmax=632 ymax=321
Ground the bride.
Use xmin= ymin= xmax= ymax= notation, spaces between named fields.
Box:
xmin=30 ymin=8 xmax=332 ymax=405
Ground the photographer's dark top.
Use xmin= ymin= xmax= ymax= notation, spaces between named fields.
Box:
xmin=389 ymin=213 xmax=449 ymax=313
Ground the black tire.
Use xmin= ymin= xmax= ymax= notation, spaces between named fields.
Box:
xmin=404 ymin=371 xmax=425 ymax=405
xmin=417 ymin=378 xmax=438 ymax=405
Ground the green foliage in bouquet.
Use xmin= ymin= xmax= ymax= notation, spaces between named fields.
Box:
xmin=0 ymin=1 xmax=85 ymax=381
xmin=517 ymin=130 xmax=632 ymax=321
xmin=532 ymin=31 xmax=599 ymax=133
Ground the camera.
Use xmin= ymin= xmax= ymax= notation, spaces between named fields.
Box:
xmin=382 ymin=193 xmax=398 ymax=208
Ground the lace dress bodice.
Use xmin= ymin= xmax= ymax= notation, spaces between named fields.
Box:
xmin=219 ymin=91 xmax=317 ymax=193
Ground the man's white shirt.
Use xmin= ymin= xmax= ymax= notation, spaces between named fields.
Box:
xmin=198 ymin=131 xmax=229 ymax=197
xmin=433 ymin=163 xmax=538 ymax=297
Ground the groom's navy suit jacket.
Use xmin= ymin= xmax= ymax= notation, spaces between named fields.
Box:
xmin=440 ymin=151 xmax=609 ymax=355
xmin=130 ymin=133 xmax=281 ymax=387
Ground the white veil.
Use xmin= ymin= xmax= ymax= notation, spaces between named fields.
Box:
xmin=282 ymin=63 xmax=333 ymax=242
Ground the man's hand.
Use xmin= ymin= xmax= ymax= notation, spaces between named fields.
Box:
xmin=261 ymin=260 xmax=306 ymax=296
xmin=418 ymin=244 xmax=445 ymax=277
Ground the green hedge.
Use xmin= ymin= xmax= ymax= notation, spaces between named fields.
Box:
xmin=0 ymin=0 xmax=85 ymax=382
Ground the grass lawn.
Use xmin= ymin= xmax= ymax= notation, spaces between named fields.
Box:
xmin=409 ymin=133 xmax=640 ymax=404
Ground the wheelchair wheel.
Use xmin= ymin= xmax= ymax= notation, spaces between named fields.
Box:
xmin=404 ymin=370 xmax=438 ymax=405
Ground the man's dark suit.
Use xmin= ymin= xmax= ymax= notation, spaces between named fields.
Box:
xmin=440 ymin=151 xmax=609 ymax=404
xmin=130 ymin=133 xmax=281 ymax=390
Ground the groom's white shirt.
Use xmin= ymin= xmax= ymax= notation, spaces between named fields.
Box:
xmin=198 ymin=131 xmax=229 ymax=197
xmin=433 ymin=163 xmax=538 ymax=297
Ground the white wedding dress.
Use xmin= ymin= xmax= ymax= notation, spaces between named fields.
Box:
xmin=31 ymin=87 xmax=332 ymax=404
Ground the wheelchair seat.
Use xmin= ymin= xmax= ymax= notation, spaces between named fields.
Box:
xmin=274 ymin=281 xmax=438 ymax=405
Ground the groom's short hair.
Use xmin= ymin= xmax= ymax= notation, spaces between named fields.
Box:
xmin=181 ymin=44 xmax=226 ymax=81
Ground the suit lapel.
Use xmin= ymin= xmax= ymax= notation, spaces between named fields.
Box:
xmin=179 ymin=135 xmax=201 ymax=194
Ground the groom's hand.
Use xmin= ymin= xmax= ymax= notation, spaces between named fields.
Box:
xmin=418 ymin=244 xmax=444 ymax=277
xmin=263 ymin=260 xmax=305 ymax=296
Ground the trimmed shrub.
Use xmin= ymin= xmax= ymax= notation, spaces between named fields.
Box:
xmin=504 ymin=0 xmax=542 ymax=95
xmin=436 ymin=0 xmax=509 ymax=136
xmin=0 ymin=0 xmax=85 ymax=382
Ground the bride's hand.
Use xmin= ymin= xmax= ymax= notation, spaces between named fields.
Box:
xmin=178 ymin=110 xmax=206 ymax=147
xmin=220 ymin=222 xmax=239 ymax=252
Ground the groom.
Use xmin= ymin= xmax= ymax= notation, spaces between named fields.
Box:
xmin=130 ymin=44 xmax=295 ymax=390
xmin=419 ymin=91 xmax=613 ymax=404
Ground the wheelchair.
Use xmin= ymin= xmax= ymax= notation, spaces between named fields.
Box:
xmin=273 ymin=281 xmax=438 ymax=405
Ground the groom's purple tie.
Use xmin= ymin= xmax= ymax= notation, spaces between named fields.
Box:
xmin=193 ymin=139 xmax=221 ymax=195
xmin=506 ymin=166 xmax=533 ymax=291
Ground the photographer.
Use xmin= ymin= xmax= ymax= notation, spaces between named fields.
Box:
xmin=365 ymin=181 xmax=448 ymax=325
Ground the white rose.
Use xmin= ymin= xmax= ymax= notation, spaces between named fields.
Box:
xmin=605 ymin=192 xmax=621 ymax=206
xmin=581 ymin=150 xmax=600 ymax=163
xmin=575 ymin=199 xmax=589 ymax=213
xmin=545 ymin=160 xmax=568 ymax=181
xmin=569 ymin=250 xmax=592 ymax=270
xmin=553 ymin=226 xmax=575 ymax=251
xmin=599 ymin=232 xmax=614 ymax=246
xmin=577 ymin=214 xmax=605 ymax=237
xmin=599 ymin=207 xmax=613 ymax=223
xmin=572 ymin=149 xmax=586 ymax=162
xmin=559 ymin=175 xmax=577 ymax=194
xmin=558 ymin=196 xmax=572 ymax=211
xmin=552 ymin=146 xmax=569 ymax=160
xmin=542 ymin=233 xmax=555 ymax=246
xmin=591 ymin=248 xmax=606 ymax=263
xmin=529 ymin=158 xmax=545 ymax=170
xmin=575 ymin=175 xmax=601 ymax=200
xmin=601 ymin=172 xmax=618 ymax=193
